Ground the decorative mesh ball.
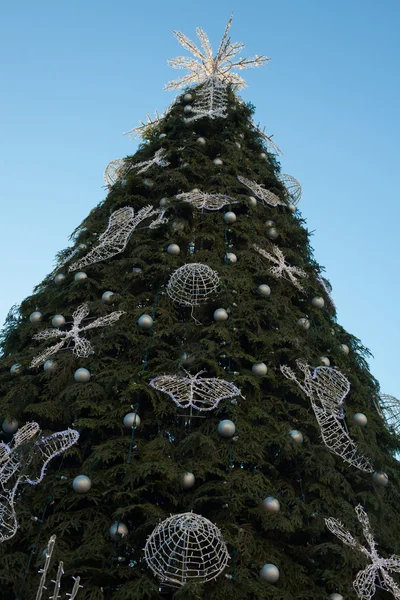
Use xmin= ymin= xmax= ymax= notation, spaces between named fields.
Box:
xmin=319 ymin=357 xmax=330 ymax=367
xmin=138 ymin=314 xmax=154 ymax=329
xmin=278 ymin=174 xmax=302 ymax=206
xmin=54 ymin=273 xmax=65 ymax=285
xmin=214 ymin=308 xmax=229 ymax=322
xmin=297 ymin=317 xmax=310 ymax=331
xmin=263 ymin=496 xmax=280 ymax=513
xmin=354 ymin=413 xmax=367 ymax=427
xmin=74 ymin=272 xmax=88 ymax=282
xmin=340 ymin=344 xmax=350 ymax=355
xmin=2 ymin=419 xmax=18 ymax=434
xmin=43 ymin=359 xmax=58 ymax=373
xmin=266 ymin=227 xmax=279 ymax=240
xmin=311 ymin=296 xmax=325 ymax=309
xmin=372 ymin=471 xmax=388 ymax=487
xmin=181 ymin=472 xmax=195 ymax=489
xmin=224 ymin=211 xmax=236 ymax=224
xmin=329 ymin=594 xmax=344 ymax=600
xmin=197 ymin=137 xmax=206 ymax=145
xmin=166 ymin=263 xmax=220 ymax=307
xmin=213 ymin=158 xmax=223 ymax=166
xmin=72 ymin=474 xmax=92 ymax=493
xmin=257 ymin=284 xmax=271 ymax=297
xmin=167 ymin=243 xmax=181 ymax=256
xmin=183 ymin=93 xmax=193 ymax=102
xmin=252 ymin=362 xmax=267 ymax=377
xmin=74 ymin=368 xmax=91 ymax=383
xmin=289 ymin=430 xmax=303 ymax=444
xmin=29 ymin=311 xmax=43 ymax=324
xmin=52 ymin=315 xmax=66 ymax=328
xmin=248 ymin=196 xmax=257 ymax=207
xmin=259 ymin=563 xmax=280 ymax=583
xmin=10 ymin=363 xmax=23 ymax=375
xmin=144 ymin=512 xmax=229 ymax=587
xmin=123 ymin=412 xmax=141 ymax=428
xmin=225 ymin=252 xmax=237 ymax=265
xmin=109 ymin=521 xmax=129 ymax=540
xmin=102 ymin=291 xmax=114 ymax=304
xmin=218 ymin=420 xmax=236 ymax=438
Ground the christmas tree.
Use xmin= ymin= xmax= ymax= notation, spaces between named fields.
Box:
xmin=1 ymin=15 xmax=400 ymax=600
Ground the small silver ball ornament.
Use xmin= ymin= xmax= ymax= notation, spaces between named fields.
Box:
xmin=159 ymin=197 xmax=169 ymax=208
xmin=52 ymin=315 xmax=66 ymax=328
xmin=2 ymin=419 xmax=18 ymax=434
xmin=265 ymin=220 xmax=275 ymax=228
xmin=297 ymin=317 xmax=310 ymax=331
xmin=260 ymin=152 xmax=268 ymax=160
xmin=138 ymin=314 xmax=153 ymax=330
xmin=312 ymin=296 xmax=325 ymax=309
xmin=218 ymin=419 xmax=236 ymax=438
xmin=252 ymin=362 xmax=267 ymax=377
xmin=74 ymin=272 xmax=88 ymax=282
xmin=132 ymin=267 xmax=142 ymax=274
xmin=257 ymin=284 xmax=271 ymax=297
xmin=29 ymin=311 xmax=43 ymax=324
xmin=248 ymin=196 xmax=257 ymax=207
xmin=288 ymin=204 xmax=296 ymax=213
xmin=181 ymin=472 xmax=195 ymax=489
xmin=259 ymin=563 xmax=280 ymax=583
xmin=373 ymin=471 xmax=388 ymax=487
xmin=214 ymin=308 xmax=229 ymax=322
xmin=183 ymin=105 xmax=193 ymax=113
xmin=213 ymin=158 xmax=223 ymax=166
xmin=72 ymin=475 xmax=92 ymax=493
xmin=340 ymin=344 xmax=350 ymax=355
xmin=54 ymin=273 xmax=65 ymax=285
xmin=263 ymin=496 xmax=280 ymax=513
xmin=172 ymin=220 xmax=185 ymax=231
xmin=354 ymin=413 xmax=367 ymax=427
xmin=74 ymin=368 xmax=91 ymax=383
xmin=102 ymin=291 xmax=114 ymax=304
xmin=225 ymin=252 xmax=237 ymax=264
xmin=329 ymin=594 xmax=344 ymax=600
xmin=10 ymin=363 xmax=23 ymax=375
xmin=167 ymin=243 xmax=180 ymax=256
xmin=267 ymin=227 xmax=279 ymax=240
xmin=320 ymin=356 xmax=331 ymax=366
xmin=224 ymin=211 xmax=237 ymax=224
xmin=183 ymin=93 xmax=193 ymax=102
xmin=143 ymin=178 xmax=154 ymax=187
xmin=235 ymin=141 xmax=241 ymax=148
xmin=109 ymin=522 xmax=128 ymax=540
xmin=123 ymin=412 xmax=141 ymax=428
xmin=159 ymin=133 xmax=167 ymax=139
xmin=289 ymin=430 xmax=304 ymax=444
xmin=197 ymin=137 xmax=206 ymax=145
xmin=44 ymin=359 xmax=58 ymax=373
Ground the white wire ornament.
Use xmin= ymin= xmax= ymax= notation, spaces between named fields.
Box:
xmin=0 ymin=422 xmax=79 ymax=542
xmin=280 ymin=360 xmax=373 ymax=472
xmin=124 ymin=110 xmax=165 ymax=140
xmin=326 ymin=504 xmax=400 ymax=600
xmin=277 ymin=174 xmax=302 ymax=206
xmin=166 ymin=263 xmax=220 ymax=307
xmin=316 ymin=270 xmax=336 ymax=310
xmin=35 ymin=534 xmax=82 ymax=600
xmin=30 ymin=304 xmax=124 ymax=367
xmin=237 ymin=176 xmax=286 ymax=207
xmin=131 ymin=148 xmax=170 ymax=174
xmin=104 ymin=158 xmax=128 ymax=188
xmin=252 ymin=121 xmax=283 ymax=155
xmin=69 ymin=205 xmax=164 ymax=271
xmin=184 ymin=77 xmax=228 ymax=123
xmin=376 ymin=394 xmax=400 ymax=435
xmin=176 ymin=190 xmax=238 ymax=211
xmin=254 ymin=244 xmax=308 ymax=292
xmin=165 ymin=13 xmax=269 ymax=91
xmin=144 ymin=512 xmax=229 ymax=587
xmin=149 ymin=370 xmax=243 ymax=411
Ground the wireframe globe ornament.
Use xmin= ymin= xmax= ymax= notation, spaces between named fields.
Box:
xmin=376 ymin=394 xmax=400 ymax=435
xmin=166 ymin=263 xmax=220 ymax=307
xmin=144 ymin=512 xmax=229 ymax=587
xmin=277 ymin=173 xmax=302 ymax=206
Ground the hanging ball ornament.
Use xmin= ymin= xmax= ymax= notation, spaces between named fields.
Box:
xmin=138 ymin=314 xmax=153 ymax=330
xmin=167 ymin=243 xmax=180 ymax=256
xmin=183 ymin=104 xmax=193 ymax=113
xmin=172 ymin=220 xmax=185 ymax=231
xmin=102 ymin=291 xmax=114 ymax=304
xmin=225 ymin=252 xmax=237 ymax=265
xmin=257 ymin=284 xmax=271 ymax=297
xmin=218 ymin=419 xmax=236 ymax=438
xmin=197 ymin=137 xmax=206 ymax=145
xmin=74 ymin=271 xmax=88 ymax=282
xmin=213 ymin=158 xmax=223 ymax=166
xmin=132 ymin=267 xmax=142 ymax=274
xmin=143 ymin=178 xmax=154 ymax=187
xmin=159 ymin=133 xmax=167 ymax=139
xmin=181 ymin=472 xmax=195 ymax=490
xmin=74 ymin=368 xmax=91 ymax=383
xmin=54 ymin=273 xmax=65 ymax=285
xmin=159 ymin=197 xmax=169 ymax=208
xmin=123 ymin=412 xmax=141 ymax=428
xmin=265 ymin=220 xmax=275 ymax=228
xmin=320 ymin=356 xmax=331 ymax=367
xmin=72 ymin=474 xmax=92 ymax=494
xmin=248 ymin=196 xmax=257 ymax=207
xmin=2 ymin=419 xmax=18 ymax=434
xmin=312 ymin=296 xmax=325 ymax=309
xmin=10 ymin=363 xmax=23 ymax=375
xmin=52 ymin=314 xmax=66 ymax=328
xmin=372 ymin=471 xmax=389 ymax=487
xmin=297 ymin=317 xmax=311 ymax=331
xmin=29 ymin=311 xmax=43 ymax=324
xmin=213 ymin=308 xmax=229 ymax=322
xmin=354 ymin=412 xmax=368 ymax=427
xmin=224 ymin=211 xmax=237 ymax=224
xmin=329 ymin=594 xmax=344 ymax=600
xmin=263 ymin=496 xmax=280 ymax=513
xmin=340 ymin=344 xmax=350 ymax=355
xmin=252 ymin=362 xmax=268 ymax=377
xmin=259 ymin=563 xmax=280 ymax=583
xmin=183 ymin=92 xmax=193 ymax=102
xmin=44 ymin=359 xmax=58 ymax=374
xmin=260 ymin=152 xmax=268 ymax=160
xmin=288 ymin=204 xmax=296 ymax=213
xmin=289 ymin=430 xmax=304 ymax=444
xmin=267 ymin=227 xmax=279 ymax=240
xmin=109 ymin=522 xmax=129 ymax=540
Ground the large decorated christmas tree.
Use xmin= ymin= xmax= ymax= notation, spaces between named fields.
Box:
xmin=1 ymin=15 xmax=400 ymax=600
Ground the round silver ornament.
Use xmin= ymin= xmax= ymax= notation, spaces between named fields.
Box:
xmin=123 ymin=412 xmax=141 ymax=428
xmin=74 ymin=368 xmax=91 ymax=383
xmin=248 ymin=196 xmax=257 ymax=207
xmin=257 ymin=284 xmax=271 ymax=297
xmin=79 ymin=243 xmax=87 ymax=250
xmin=297 ymin=317 xmax=310 ymax=331
xmin=372 ymin=471 xmax=388 ymax=487
xmin=44 ymin=359 xmax=58 ymax=374
xmin=54 ymin=273 xmax=65 ymax=285
xmin=218 ymin=419 xmax=236 ymax=438
xmin=340 ymin=344 xmax=350 ymax=355
xmin=159 ymin=133 xmax=167 ymax=139
xmin=197 ymin=137 xmax=206 ymax=145
xmin=181 ymin=472 xmax=195 ymax=489
xmin=51 ymin=314 xmax=66 ymax=328
xmin=213 ymin=158 xmax=223 ymax=166
xmin=74 ymin=272 xmax=88 ymax=282
xmin=183 ymin=105 xmax=193 ymax=113
xmin=72 ymin=474 xmax=92 ymax=493
xmin=143 ymin=179 xmax=154 ymax=187
xmin=10 ymin=363 xmax=23 ymax=375
xmin=263 ymin=496 xmax=280 ymax=513
xmin=109 ymin=522 xmax=128 ymax=540
xmin=213 ymin=308 xmax=229 ymax=322
xmin=167 ymin=243 xmax=180 ymax=256
xmin=172 ymin=220 xmax=185 ymax=231
xmin=235 ymin=141 xmax=241 ymax=149
xmin=329 ymin=594 xmax=344 ymax=600
xmin=225 ymin=252 xmax=237 ymax=264
xmin=260 ymin=152 xmax=268 ymax=160
xmin=311 ymin=296 xmax=325 ymax=309
xmin=29 ymin=311 xmax=43 ymax=324
xmin=252 ymin=362 xmax=267 ymax=377
xmin=159 ymin=197 xmax=169 ymax=208
xmin=288 ymin=204 xmax=296 ymax=213
xmin=138 ymin=314 xmax=153 ymax=330
xmin=289 ymin=430 xmax=304 ymax=444
xmin=2 ymin=419 xmax=18 ymax=434
xmin=319 ymin=356 xmax=330 ymax=367
xmin=259 ymin=563 xmax=280 ymax=583
xmin=132 ymin=267 xmax=142 ymax=274
xmin=102 ymin=291 xmax=114 ymax=304
xmin=183 ymin=93 xmax=193 ymax=102
xmin=265 ymin=220 xmax=275 ymax=228
xmin=224 ymin=211 xmax=237 ymax=224
xmin=267 ymin=227 xmax=279 ymax=240
xmin=354 ymin=413 xmax=367 ymax=427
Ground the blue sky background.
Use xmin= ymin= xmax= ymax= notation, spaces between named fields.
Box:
xmin=0 ymin=0 xmax=399 ymax=398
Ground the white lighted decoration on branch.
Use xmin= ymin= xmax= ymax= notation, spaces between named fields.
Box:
xmin=30 ymin=304 xmax=124 ymax=367
xmin=144 ymin=512 xmax=229 ymax=587
xmin=376 ymin=394 xmax=400 ymax=435
xmin=281 ymin=360 xmax=373 ymax=472
xmin=252 ymin=121 xmax=283 ymax=155
xmin=0 ymin=422 xmax=79 ymax=542
xmin=124 ymin=110 xmax=165 ymax=140
xmin=176 ymin=190 xmax=238 ymax=211
xmin=165 ymin=13 xmax=269 ymax=91
xmin=149 ymin=370 xmax=243 ymax=411
xmin=254 ymin=244 xmax=308 ymax=292
xmin=237 ymin=176 xmax=286 ymax=208
xmin=326 ymin=504 xmax=400 ymax=600
xmin=277 ymin=174 xmax=302 ymax=206
xmin=131 ymin=148 xmax=170 ymax=174
xmin=166 ymin=263 xmax=220 ymax=307
xmin=104 ymin=158 xmax=128 ymax=188
xmin=69 ymin=205 xmax=164 ymax=271
xmin=316 ymin=270 xmax=336 ymax=310
xmin=35 ymin=534 xmax=82 ymax=600
xmin=184 ymin=77 xmax=228 ymax=122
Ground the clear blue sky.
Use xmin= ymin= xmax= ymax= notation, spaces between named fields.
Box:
xmin=1 ymin=1 xmax=399 ymax=398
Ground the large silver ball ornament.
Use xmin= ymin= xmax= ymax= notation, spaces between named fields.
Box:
xmin=44 ymin=359 xmax=58 ymax=374
xmin=102 ymin=291 xmax=114 ymax=304
xmin=218 ymin=419 xmax=236 ymax=438
xmin=297 ymin=317 xmax=310 ymax=331
xmin=224 ymin=211 xmax=237 ymax=225
xmin=29 ymin=311 xmax=43 ymax=324
xmin=267 ymin=227 xmax=279 ymax=240
xmin=259 ymin=563 xmax=280 ymax=583
xmin=2 ymin=419 xmax=18 ymax=434
xmin=167 ymin=243 xmax=180 ymax=256
xmin=263 ymin=496 xmax=280 ymax=513
xmin=109 ymin=522 xmax=129 ymax=540
xmin=329 ymin=594 xmax=344 ymax=600
xmin=214 ymin=308 xmax=229 ymax=322
xmin=197 ymin=137 xmax=206 ymax=145
xmin=183 ymin=104 xmax=193 ymax=113
xmin=265 ymin=220 xmax=275 ymax=228
xmin=260 ymin=152 xmax=268 ymax=160
xmin=252 ymin=362 xmax=268 ymax=377
xmin=213 ymin=158 xmax=223 ymax=166
xmin=183 ymin=93 xmax=193 ymax=102
xmin=10 ymin=363 xmax=23 ymax=375
xmin=311 ymin=296 xmax=325 ymax=309
xmin=319 ymin=356 xmax=331 ymax=367
xmin=340 ymin=344 xmax=350 ymax=355
xmin=123 ymin=412 xmax=141 ymax=428
xmin=52 ymin=314 xmax=66 ymax=328
xmin=74 ymin=272 xmax=88 ymax=282
xmin=373 ymin=471 xmax=388 ymax=487
xmin=257 ymin=284 xmax=271 ymax=297
xmin=74 ymin=368 xmax=91 ymax=383
xmin=248 ymin=196 xmax=257 ymax=207
xmin=181 ymin=472 xmax=195 ymax=490
xmin=225 ymin=252 xmax=237 ymax=264
xmin=289 ymin=430 xmax=304 ymax=444
xmin=138 ymin=314 xmax=153 ymax=330
xmin=354 ymin=413 xmax=367 ymax=427
xmin=54 ymin=273 xmax=65 ymax=285
xmin=72 ymin=474 xmax=92 ymax=493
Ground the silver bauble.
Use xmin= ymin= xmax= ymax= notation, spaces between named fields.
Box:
xmin=248 ymin=196 xmax=257 ymax=207
xmin=72 ymin=474 xmax=92 ymax=493
xmin=224 ymin=211 xmax=237 ymax=224
xmin=263 ymin=496 xmax=280 ymax=513
xmin=311 ymin=296 xmax=325 ymax=309
xmin=132 ymin=267 xmax=142 ymax=274
xmin=252 ymin=362 xmax=267 ymax=377
xmin=44 ymin=359 xmax=58 ymax=373
xmin=213 ymin=158 xmax=223 ymax=166
xmin=354 ymin=412 xmax=367 ymax=427
xmin=10 ymin=363 xmax=23 ymax=375
xmin=225 ymin=252 xmax=237 ymax=264
xmin=74 ymin=271 xmax=88 ymax=282
xmin=54 ymin=273 xmax=65 ymax=285
xmin=138 ymin=314 xmax=153 ymax=329
xmin=172 ymin=220 xmax=185 ymax=231
xmin=340 ymin=344 xmax=350 ymax=355
xmin=101 ymin=291 xmax=114 ymax=304
xmin=2 ymin=419 xmax=18 ymax=434
xmin=257 ymin=284 xmax=271 ymax=298
xmin=123 ymin=412 xmax=141 ymax=428
xmin=289 ymin=430 xmax=304 ymax=444
xmin=181 ymin=472 xmax=195 ymax=489
xmin=159 ymin=197 xmax=169 ymax=208
xmin=218 ymin=419 xmax=236 ymax=438
xmin=235 ymin=141 xmax=241 ymax=149
xmin=297 ymin=317 xmax=310 ymax=331
xmin=319 ymin=356 xmax=330 ymax=367
xmin=265 ymin=220 xmax=275 ymax=228
xmin=260 ymin=152 xmax=268 ymax=160
xmin=214 ymin=308 xmax=229 ymax=322
xmin=183 ymin=104 xmax=193 ymax=113
xmin=143 ymin=179 xmax=154 ymax=187
xmin=167 ymin=243 xmax=180 ymax=256
xmin=159 ymin=133 xmax=167 ymax=139
xmin=79 ymin=243 xmax=87 ymax=250
xmin=197 ymin=137 xmax=206 ymax=145
xmin=267 ymin=227 xmax=279 ymax=240
xmin=329 ymin=594 xmax=344 ymax=600
xmin=288 ymin=204 xmax=296 ymax=213
xmin=183 ymin=93 xmax=193 ymax=102
xmin=373 ymin=471 xmax=389 ymax=487
xmin=29 ymin=311 xmax=43 ymax=324
xmin=259 ymin=563 xmax=280 ymax=583
xmin=74 ymin=368 xmax=91 ymax=383
xmin=52 ymin=314 xmax=66 ymax=328
xmin=109 ymin=522 xmax=128 ymax=540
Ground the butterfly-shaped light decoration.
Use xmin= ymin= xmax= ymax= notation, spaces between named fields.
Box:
xmin=131 ymin=148 xmax=170 ymax=174
xmin=237 ymin=176 xmax=285 ymax=208
xmin=254 ymin=244 xmax=308 ymax=292
xmin=176 ymin=190 xmax=238 ymax=211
